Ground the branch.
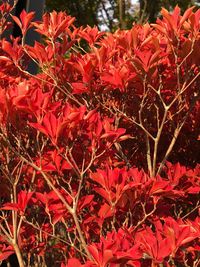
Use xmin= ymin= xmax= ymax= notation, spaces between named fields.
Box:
xmin=0 ymin=133 xmax=93 ymax=260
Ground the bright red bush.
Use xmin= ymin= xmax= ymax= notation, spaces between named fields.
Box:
xmin=0 ymin=2 xmax=200 ymax=267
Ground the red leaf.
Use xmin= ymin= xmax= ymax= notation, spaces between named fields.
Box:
xmin=98 ymin=203 xmax=113 ymax=219
xmin=0 ymin=245 xmax=14 ymax=261
xmin=1 ymin=191 xmax=33 ymax=215
xmin=11 ymin=10 xmax=34 ymax=35
xmin=79 ymin=195 xmax=94 ymax=210
xmin=88 ymin=245 xmax=100 ymax=264
xmin=187 ymin=186 xmax=200 ymax=194
xmin=72 ymin=82 xmax=88 ymax=94
xmin=66 ymin=258 xmax=82 ymax=267
xmin=149 ymin=180 xmax=171 ymax=195
xmin=17 ymin=190 xmax=33 ymax=213
xmin=11 ymin=15 xmax=22 ymax=29
xmin=180 ymin=7 xmax=194 ymax=26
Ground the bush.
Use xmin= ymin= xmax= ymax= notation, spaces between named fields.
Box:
xmin=0 ymin=2 xmax=200 ymax=266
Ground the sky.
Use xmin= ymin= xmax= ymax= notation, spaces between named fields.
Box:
xmin=99 ymin=0 xmax=139 ymax=31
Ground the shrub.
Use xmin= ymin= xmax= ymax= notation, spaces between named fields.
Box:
xmin=0 ymin=2 xmax=200 ymax=267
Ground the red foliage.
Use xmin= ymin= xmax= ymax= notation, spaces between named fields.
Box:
xmin=0 ymin=3 xmax=199 ymax=267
